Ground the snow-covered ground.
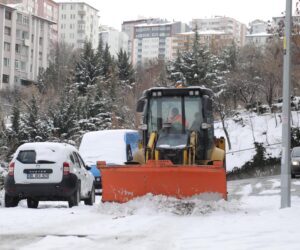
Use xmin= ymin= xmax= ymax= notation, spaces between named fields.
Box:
xmin=215 ymin=111 xmax=300 ymax=171
xmin=1 ymin=176 xmax=300 ymax=250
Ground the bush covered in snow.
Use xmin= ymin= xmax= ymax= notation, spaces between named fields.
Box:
xmin=0 ymin=163 xmax=7 ymax=190
xmin=227 ymin=142 xmax=280 ymax=180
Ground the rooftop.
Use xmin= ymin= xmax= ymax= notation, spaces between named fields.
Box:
xmin=56 ymin=1 xmax=99 ymax=12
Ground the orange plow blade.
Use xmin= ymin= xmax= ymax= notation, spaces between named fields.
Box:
xmin=100 ymin=160 xmax=227 ymax=203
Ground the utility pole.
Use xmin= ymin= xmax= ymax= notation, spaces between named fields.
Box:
xmin=281 ymin=0 xmax=292 ymax=208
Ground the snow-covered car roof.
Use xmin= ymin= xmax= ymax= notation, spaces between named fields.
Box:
xmin=79 ymin=129 xmax=138 ymax=165
xmin=14 ymin=142 xmax=77 ymax=163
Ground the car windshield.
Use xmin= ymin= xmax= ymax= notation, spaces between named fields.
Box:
xmin=147 ymin=96 xmax=203 ymax=134
xmin=292 ymin=147 xmax=300 ymax=157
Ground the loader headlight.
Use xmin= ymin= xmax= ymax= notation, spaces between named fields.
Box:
xmin=292 ymin=160 xmax=300 ymax=166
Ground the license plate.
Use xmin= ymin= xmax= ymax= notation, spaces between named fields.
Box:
xmin=27 ymin=173 xmax=49 ymax=179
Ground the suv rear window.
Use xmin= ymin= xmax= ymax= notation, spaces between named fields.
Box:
xmin=17 ymin=150 xmax=36 ymax=164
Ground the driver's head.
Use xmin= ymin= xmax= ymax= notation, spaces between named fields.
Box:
xmin=171 ymin=107 xmax=179 ymax=116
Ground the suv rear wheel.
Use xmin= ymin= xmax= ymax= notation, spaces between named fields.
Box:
xmin=68 ymin=185 xmax=80 ymax=208
xmin=84 ymin=185 xmax=95 ymax=205
xmin=4 ymin=193 xmax=19 ymax=207
xmin=27 ymin=198 xmax=39 ymax=208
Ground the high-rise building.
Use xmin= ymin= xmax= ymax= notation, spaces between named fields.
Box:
xmin=0 ymin=2 xmax=56 ymax=89
xmin=122 ymin=18 xmax=164 ymax=61
xmin=169 ymin=30 xmax=235 ymax=60
xmin=1 ymin=0 xmax=59 ymax=44
xmin=191 ymin=16 xmax=247 ymax=47
xmin=58 ymin=1 xmax=99 ymax=50
xmin=99 ymin=27 xmax=129 ymax=58
xmin=249 ymin=19 xmax=268 ymax=34
xmin=132 ymin=21 xmax=189 ymax=66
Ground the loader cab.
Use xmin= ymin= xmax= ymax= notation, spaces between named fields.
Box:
xmin=137 ymin=87 xmax=215 ymax=164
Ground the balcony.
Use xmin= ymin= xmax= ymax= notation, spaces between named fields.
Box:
xmin=78 ymin=11 xmax=86 ymax=15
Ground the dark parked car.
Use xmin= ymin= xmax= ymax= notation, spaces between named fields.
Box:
xmin=291 ymin=146 xmax=300 ymax=178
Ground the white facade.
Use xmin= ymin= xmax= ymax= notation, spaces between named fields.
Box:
xmin=191 ymin=16 xmax=247 ymax=47
xmin=245 ymin=33 xmax=271 ymax=46
xmin=249 ymin=19 xmax=268 ymax=34
xmin=99 ymin=28 xmax=129 ymax=58
xmin=122 ymin=18 xmax=164 ymax=61
xmin=58 ymin=2 xmax=99 ymax=50
xmin=132 ymin=22 xmax=189 ymax=66
xmin=0 ymin=3 xmax=55 ymax=89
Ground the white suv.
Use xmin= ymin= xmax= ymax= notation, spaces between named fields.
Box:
xmin=4 ymin=142 xmax=95 ymax=208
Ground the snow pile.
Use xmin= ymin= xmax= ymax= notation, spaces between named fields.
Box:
xmin=215 ymin=111 xmax=300 ymax=171
xmin=97 ymin=193 xmax=241 ymax=216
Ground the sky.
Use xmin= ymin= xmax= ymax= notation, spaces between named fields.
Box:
xmin=79 ymin=0 xmax=287 ymax=30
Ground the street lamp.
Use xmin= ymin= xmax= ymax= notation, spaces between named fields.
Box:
xmin=281 ymin=0 xmax=292 ymax=208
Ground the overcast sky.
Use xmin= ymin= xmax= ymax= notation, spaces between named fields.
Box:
xmin=80 ymin=0 xmax=287 ymax=30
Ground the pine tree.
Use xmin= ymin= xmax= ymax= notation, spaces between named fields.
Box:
xmin=117 ymin=49 xmax=135 ymax=86
xmin=74 ymin=41 xmax=101 ymax=95
xmin=102 ymin=43 xmax=112 ymax=78
xmin=21 ymin=95 xmax=49 ymax=142
xmin=48 ymin=86 xmax=78 ymax=140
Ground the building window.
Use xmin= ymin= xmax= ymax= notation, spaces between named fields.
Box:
xmin=15 ymin=44 xmax=21 ymax=54
xmin=39 ymin=37 xmax=43 ymax=45
xmin=22 ymin=16 xmax=29 ymax=26
xmin=4 ymin=27 xmax=11 ymax=36
xmin=4 ymin=42 xmax=10 ymax=52
xmin=39 ymin=52 xmax=43 ymax=61
xmin=22 ymin=31 xmax=29 ymax=39
xmin=3 ymin=58 xmax=10 ymax=67
xmin=16 ymin=29 xmax=21 ymax=39
xmin=15 ymin=60 xmax=20 ymax=70
xmin=21 ymin=61 xmax=26 ymax=71
xmin=2 ymin=74 xmax=9 ymax=84
xmin=14 ymin=76 xmax=19 ymax=84
xmin=31 ymin=34 xmax=34 ymax=43
xmin=5 ymin=11 xmax=12 ymax=20
xmin=17 ymin=13 xmax=22 ymax=23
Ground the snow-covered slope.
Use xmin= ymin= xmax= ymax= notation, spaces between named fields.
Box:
xmin=215 ymin=111 xmax=300 ymax=171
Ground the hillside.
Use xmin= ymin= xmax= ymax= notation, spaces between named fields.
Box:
xmin=215 ymin=110 xmax=300 ymax=171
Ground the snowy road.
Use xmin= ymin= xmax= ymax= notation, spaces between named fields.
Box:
xmin=1 ymin=175 xmax=300 ymax=250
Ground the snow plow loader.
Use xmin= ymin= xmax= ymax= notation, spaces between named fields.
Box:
xmin=99 ymin=86 xmax=227 ymax=202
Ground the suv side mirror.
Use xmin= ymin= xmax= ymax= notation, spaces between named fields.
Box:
xmin=85 ymin=165 xmax=91 ymax=171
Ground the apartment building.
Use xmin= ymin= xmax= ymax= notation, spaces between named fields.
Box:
xmin=168 ymin=30 xmax=235 ymax=60
xmin=0 ymin=3 xmax=56 ymax=89
xmin=58 ymin=1 xmax=99 ymax=50
xmin=99 ymin=27 xmax=129 ymax=58
xmin=1 ymin=0 xmax=58 ymax=44
xmin=191 ymin=16 xmax=247 ymax=47
xmin=122 ymin=18 xmax=164 ymax=60
xmin=132 ymin=21 xmax=189 ymax=66
xmin=249 ymin=19 xmax=268 ymax=34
